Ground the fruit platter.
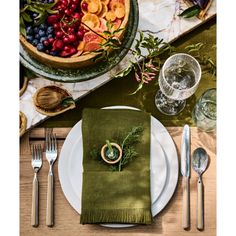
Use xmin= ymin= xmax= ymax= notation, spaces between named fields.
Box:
xmin=20 ymin=0 xmax=138 ymax=81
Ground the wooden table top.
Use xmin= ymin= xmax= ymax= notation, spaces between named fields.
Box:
xmin=20 ymin=127 xmax=216 ymax=236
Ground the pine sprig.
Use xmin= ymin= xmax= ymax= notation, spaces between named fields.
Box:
xmin=89 ymin=126 xmax=144 ymax=171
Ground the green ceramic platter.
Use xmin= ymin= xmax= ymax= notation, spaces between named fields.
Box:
xmin=20 ymin=0 xmax=139 ymax=83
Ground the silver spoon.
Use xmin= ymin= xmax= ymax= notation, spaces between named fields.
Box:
xmin=192 ymin=148 xmax=209 ymax=230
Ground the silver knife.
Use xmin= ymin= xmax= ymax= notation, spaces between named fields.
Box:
xmin=181 ymin=124 xmax=190 ymax=229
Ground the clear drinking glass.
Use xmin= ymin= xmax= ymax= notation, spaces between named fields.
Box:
xmin=155 ymin=53 xmax=202 ymax=115
xmin=192 ymin=88 xmax=216 ymax=132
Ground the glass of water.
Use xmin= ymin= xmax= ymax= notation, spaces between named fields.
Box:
xmin=192 ymin=88 xmax=216 ymax=132
xmin=155 ymin=53 xmax=202 ymax=115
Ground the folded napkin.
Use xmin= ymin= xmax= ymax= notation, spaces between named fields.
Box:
xmin=80 ymin=108 xmax=152 ymax=224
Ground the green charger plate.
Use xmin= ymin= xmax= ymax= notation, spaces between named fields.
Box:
xmin=20 ymin=0 xmax=139 ymax=83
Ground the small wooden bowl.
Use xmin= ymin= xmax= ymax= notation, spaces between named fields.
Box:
xmin=101 ymin=142 xmax=122 ymax=164
xmin=20 ymin=111 xmax=27 ymax=137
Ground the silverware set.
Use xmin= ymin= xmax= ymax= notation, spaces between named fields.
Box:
xmin=30 ymin=130 xmax=58 ymax=227
xmin=181 ymin=125 xmax=209 ymax=230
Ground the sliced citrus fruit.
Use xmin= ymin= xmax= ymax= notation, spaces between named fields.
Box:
xmin=109 ymin=0 xmax=125 ymax=9
xmin=84 ymin=42 xmax=101 ymax=52
xmin=77 ymin=41 xmax=85 ymax=51
xmin=88 ymin=2 xmax=99 ymax=13
xmin=111 ymin=2 xmax=125 ymax=18
xmin=99 ymin=18 xmax=108 ymax=32
xmin=97 ymin=3 xmax=108 ymax=18
xmin=105 ymin=11 xmax=116 ymax=21
xmin=83 ymin=32 xmax=102 ymax=43
xmin=82 ymin=13 xmax=100 ymax=29
xmin=101 ymin=0 xmax=110 ymax=5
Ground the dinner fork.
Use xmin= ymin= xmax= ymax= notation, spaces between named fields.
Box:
xmin=45 ymin=130 xmax=57 ymax=227
xmin=31 ymin=144 xmax=42 ymax=227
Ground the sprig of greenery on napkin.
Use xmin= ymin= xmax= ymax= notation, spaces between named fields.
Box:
xmin=80 ymin=108 xmax=152 ymax=224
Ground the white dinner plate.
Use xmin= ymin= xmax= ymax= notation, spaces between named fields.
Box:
xmin=58 ymin=106 xmax=179 ymax=228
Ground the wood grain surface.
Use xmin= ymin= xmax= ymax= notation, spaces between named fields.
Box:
xmin=20 ymin=127 xmax=216 ymax=236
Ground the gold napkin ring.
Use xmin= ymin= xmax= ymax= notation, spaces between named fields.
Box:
xmin=101 ymin=143 xmax=122 ymax=164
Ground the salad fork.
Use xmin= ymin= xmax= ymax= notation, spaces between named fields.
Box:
xmin=45 ymin=130 xmax=57 ymax=227
xmin=31 ymin=144 xmax=42 ymax=227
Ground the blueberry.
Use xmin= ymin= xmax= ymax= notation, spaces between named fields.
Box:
xmin=47 ymin=34 xmax=53 ymax=39
xmin=40 ymin=36 xmax=48 ymax=43
xmin=46 ymin=26 xmax=54 ymax=35
xmin=39 ymin=23 xmax=48 ymax=30
xmin=32 ymin=13 xmax=38 ymax=18
xmin=32 ymin=39 xmax=39 ymax=46
xmin=50 ymin=51 xmax=58 ymax=56
xmin=48 ymin=0 xmax=54 ymax=3
xmin=33 ymin=27 xmax=39 ymax=34
xmin=37 ymin=43 xmax=45 ymax=52
xmin=26 ymin=26 xmax=33 ymax=35
xmin=38 ymin=29 xmax=46 ymax=37
xmin=35 ymin=34 xmax=40 ymax=39
xmin=26 ymin=35 xmax=34 ymax=43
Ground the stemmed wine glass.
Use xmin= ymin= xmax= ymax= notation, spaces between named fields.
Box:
xmin=155 ymin=53 xmax=202 ymax=115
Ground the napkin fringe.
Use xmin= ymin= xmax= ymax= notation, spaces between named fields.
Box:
xmin=80 ymin=208 xmax=152 ymax=224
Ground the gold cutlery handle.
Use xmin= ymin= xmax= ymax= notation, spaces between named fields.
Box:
xmin=31 ymin=174 xmax=39 ymax=227
xmin=197 ymin=178 xmax=204 ymax=230
xmin=182 ymin=176 xmax=190 ymax=229
xmin=46 ymin=171 xmax=54 ymax=227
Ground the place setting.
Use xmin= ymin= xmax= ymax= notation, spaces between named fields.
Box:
xmin=19 ymin=0 xmax=216 ymax=235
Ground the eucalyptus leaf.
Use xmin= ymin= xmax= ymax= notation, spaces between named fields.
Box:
xmin=114 ymin=65 xmax=134 ymax=78
xmin=178 ymin=5 xmax=201 ymax=18
xmin=20 ymin=16 xmax=26 ymax=36
xmin=22 ymin=12 xmax=33 ymax=22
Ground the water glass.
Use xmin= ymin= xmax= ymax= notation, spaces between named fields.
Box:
xmin=192 ymin=88 xmax=216 ymax=132
xmin=155 ymin=53 xmax=202 ymax=115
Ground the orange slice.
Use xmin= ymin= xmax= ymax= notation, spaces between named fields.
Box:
xmin=101 ymin=0 xmax=110 ymax=5
xmin=82 ymin=13 xmax=100 ymax=29
xmin=109 ymin=0 xmax=125 ymax=9
xmin=77 ymin=41 xmax=85 ymax=51
xmin=111 ymin=2 xmax=125 ymax=18
xmin=94 ymin=1 xmax=103 ymax=15
xmin=88 ymin=2 xmax=99 ymax=13
xmin=84 ymin=42 xmax=101 ymax=52
xmin=97 ymin=3 xmax=108 ymax=18
xmin=105 ymin=11 xmax=116 ymax=21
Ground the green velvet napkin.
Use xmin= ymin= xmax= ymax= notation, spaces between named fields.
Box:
xmin=80 ymin=108 xmax=152 ymax=224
